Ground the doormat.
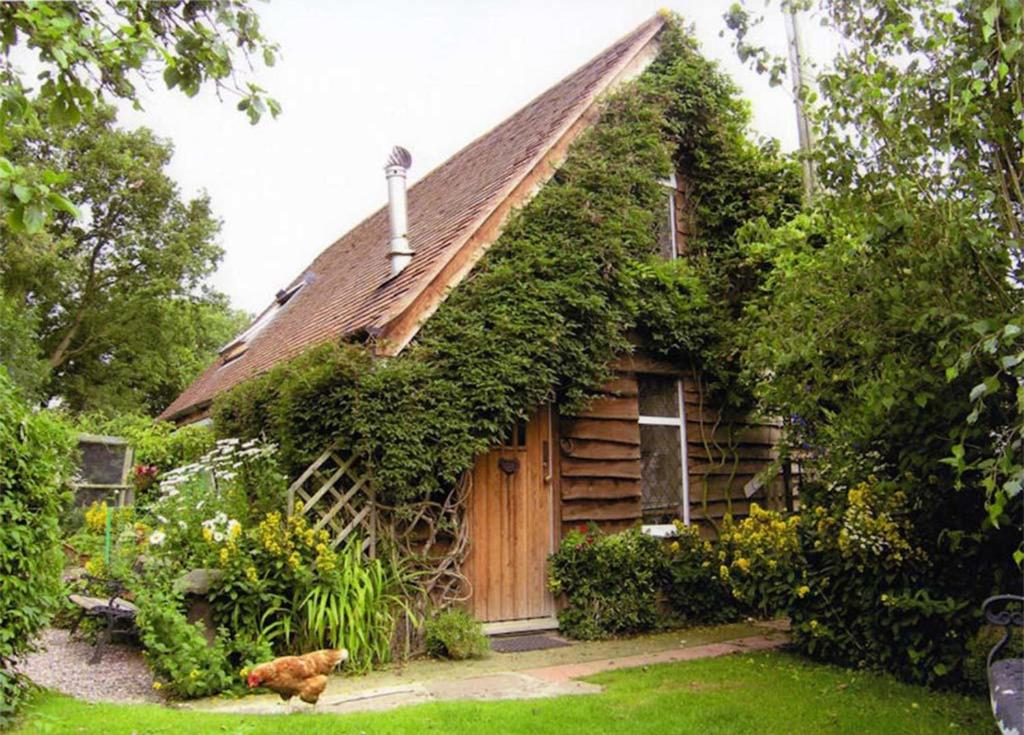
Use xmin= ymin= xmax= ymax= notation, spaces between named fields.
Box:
xmin=490 ymin=635 xmax=571 ymax=654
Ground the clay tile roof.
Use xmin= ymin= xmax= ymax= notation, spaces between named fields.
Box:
xmin=160 ymin=15 xmax=665 ymax=421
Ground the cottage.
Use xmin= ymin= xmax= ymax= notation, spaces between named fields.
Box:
xmin=162 ymin=15 xmax=798 ymax=631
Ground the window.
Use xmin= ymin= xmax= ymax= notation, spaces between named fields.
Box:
xmin=218 ymin=277 xmax=309 ymax=366
xmin=500 ymin=418 xmax=528 ymax=449
xmin=637 ymin=374 xmax=689 ymax=525
xmin=655 ymin=173 xmax=678 ymax=260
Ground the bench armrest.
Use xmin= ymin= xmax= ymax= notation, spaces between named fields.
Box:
xmin=982 ymin=595 xmax=1024 ymax=669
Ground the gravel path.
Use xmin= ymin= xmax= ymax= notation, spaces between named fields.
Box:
xmin=16 ymin=628 xmax=163 ymax=704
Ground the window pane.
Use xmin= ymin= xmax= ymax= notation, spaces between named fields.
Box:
xmin=640 ymin=424 xmax=683 ymax=523
xmin=638 ymin=374 xmax=679 ymax=417
xmin=655 ymin=192 xmax=675 ymax=259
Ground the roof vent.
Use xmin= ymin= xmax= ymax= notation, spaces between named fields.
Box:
xmin=385 ymin=146 xmax=413 ymax=278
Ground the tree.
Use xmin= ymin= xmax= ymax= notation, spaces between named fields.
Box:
xmin=1 ymin=104 xmax=248 ymax=415
xmin=721 ymin=0 xmax=1022 ymax=684
xmin=0 ymin=0 xmax=279 ymax=233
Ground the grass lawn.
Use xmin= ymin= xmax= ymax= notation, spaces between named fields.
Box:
xmin=13 ymin=651 xmax=993 ymax=735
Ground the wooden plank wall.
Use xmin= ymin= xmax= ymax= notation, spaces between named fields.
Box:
xmin=556 ymin=375 xmax=642 ymax=536
xmin=554 ymin=370 xmax=797 ymax=540
xmin=683 ymin=376 xmax=795 ymax=529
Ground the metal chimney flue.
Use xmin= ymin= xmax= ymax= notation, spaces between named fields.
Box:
xmin=385 ymin=146 xmax=413 ymax=278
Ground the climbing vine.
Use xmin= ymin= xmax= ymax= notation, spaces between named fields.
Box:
xmin=213 ymin=16 xmax=800 ymax=503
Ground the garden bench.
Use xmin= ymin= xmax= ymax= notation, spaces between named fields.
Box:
xmin=982 ymin=595 xmax=1023 ymax=735
xmin=67 ymin=575 xmax=138 ymax=664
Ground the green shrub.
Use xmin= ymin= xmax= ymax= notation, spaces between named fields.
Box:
xmin=786 ymin=478 xmax=1011 ymax=688
xmin=0 ymin=371 xmax=75 ymax=724
xmin=548 ymin=526 xmax=666 ymax=640
xmin=75 ymin=413 xmax=215 ymax=472
xmin=135 ymin=588 xmax=271 ymax=699
xmin=205 ymin=512 xmax=413 ymax=673
xmin=424 ymin=609 xmax=489 ymax=660
xmin=661 ymin=522 xmax=740 ymax=624
xmin=717 ymin=504 xmax=804 ymax=617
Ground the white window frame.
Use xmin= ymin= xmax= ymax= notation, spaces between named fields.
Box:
xmin=638 ymin=376 xmax=691 ymax=526
xmin=659 ymin=173 xmax=679 ymax=261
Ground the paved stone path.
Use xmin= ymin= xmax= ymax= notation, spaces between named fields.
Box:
xmin=195 ymin=633 xmax=787 ymax=716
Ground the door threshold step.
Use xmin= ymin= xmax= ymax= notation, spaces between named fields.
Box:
xmin=482 ymin=617 xmax=559 ymax=636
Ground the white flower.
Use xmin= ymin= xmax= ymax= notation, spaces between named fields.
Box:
xmin=215 ymin=512 xmax=228 ymax=524
xmin=157 ymin=515 xmax=168 ymax=524
xmin=178 ymin=521 xmax=188 ymax=530
xmin=149 ymin=530 xmax=167 ymax=546
xmin=213 ymin=532 xmax=225 ymax=543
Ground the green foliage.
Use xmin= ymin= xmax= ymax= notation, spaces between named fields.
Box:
xmin=723 ymin=0 xmax=1023 ymax=688
xmin=548 ymin=526 xmax=666 ymax=640
xmin=424 ymin=609 xmax=489 ymax=661
xmin=135 ymin=588 xmax=271 ymax=699
xmin=76 ymin=414 xmax=216 ymax=472
xmin=214 ymin=18 xmax=799 ymax=502
xmin=1 ymin=104 xmax=249 ymax=413
xmin=788 ymin=479 xmax=1011 ymax=688
xmin=0 ymin=0 xmax=279 ymax=233
xmin=0 ymin=371 xmax=75 ymax=724
xmin=717 ymin=504 xmax=804 ymax=618
xmin=292 ymin=542 xmax=416 ymax=673
xmin=204 ymin=509 xmax=413 ymax=675
xmin=661 ymin=523 xmax=740 ymax=624
xmin=144 ymin=438 xmax=285 ymax=571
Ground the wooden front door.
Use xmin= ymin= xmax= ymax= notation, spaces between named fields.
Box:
xmin=463 ymin=406 xmax=556 ymax=623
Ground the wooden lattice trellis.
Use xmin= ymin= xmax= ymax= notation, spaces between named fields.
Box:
xmin=285 ymin=441 xmax=471 ymax=607
xmin=286 ymin=442 xmax=377 ymax=555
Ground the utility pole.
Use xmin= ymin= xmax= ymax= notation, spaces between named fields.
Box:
xmin=784 ymin=5 xmax=817 ymax=204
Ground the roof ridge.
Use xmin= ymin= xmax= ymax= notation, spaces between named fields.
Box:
xmin=402 ymin=15 xmax=665 ymax=199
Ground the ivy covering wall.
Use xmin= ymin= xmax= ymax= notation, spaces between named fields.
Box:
xmin=213 ymin=16 xmax=800 ymax=503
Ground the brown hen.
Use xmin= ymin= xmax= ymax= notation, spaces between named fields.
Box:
xmin=246 ymin=648 xmax=348 ymax=705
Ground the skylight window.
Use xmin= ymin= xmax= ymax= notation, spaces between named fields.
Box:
xmin=218 ymin=278 xmax=309 ymax=366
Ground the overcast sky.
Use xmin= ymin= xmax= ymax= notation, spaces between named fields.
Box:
xmin=117 ymin=1 xmax=831 ymax=315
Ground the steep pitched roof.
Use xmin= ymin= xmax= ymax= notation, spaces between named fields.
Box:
xmin=161 ymin=15 xmax=665 ymax=421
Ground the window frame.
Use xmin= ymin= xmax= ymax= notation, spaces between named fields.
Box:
xmin=659 ymin=173 xmax=679 ymax=261
xmin=637 ymin=375 xmax=691 ymax=526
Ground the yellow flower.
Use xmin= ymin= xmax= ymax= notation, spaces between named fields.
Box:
xmin=189 ymin=669 xmax=199 ymax=679
xmin=152 ymin=681 xmax=163 ymax=690
xmin=797 ymin=585 xmax=810 ymax=598
xmin=734 ymin=557 xmax=751 ymax=573
xmin=219 ymin=547 xmax=230 ymax=565
xmin=246 ymin=566 xmax=259 ymax=583
xmin=288 ymin=551 xmax=301 ymax=569
xmin=668 ymin=541 xmax=680 ymax=553
xmin=202 ymin=527 xmax=214 ymax=542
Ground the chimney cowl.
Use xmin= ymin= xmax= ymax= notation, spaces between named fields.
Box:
xmin=385 ymin=146 xmax=413 ymax=278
